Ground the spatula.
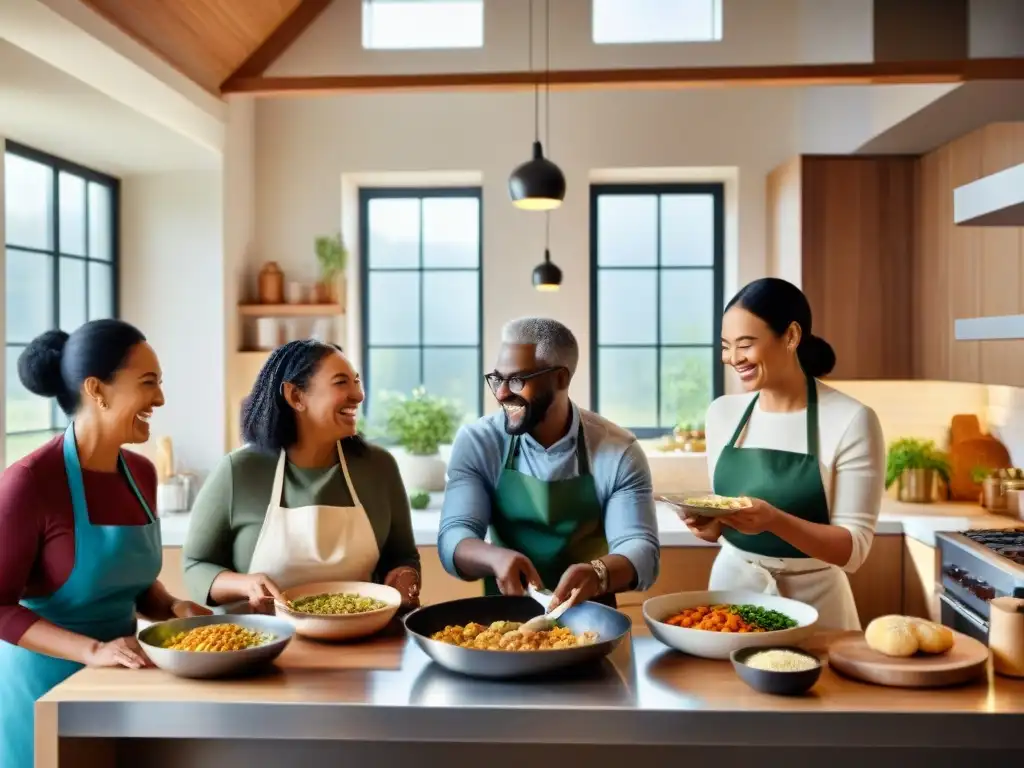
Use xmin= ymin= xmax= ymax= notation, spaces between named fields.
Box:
xmin=520 ymin=584 xmax=580 ymax=634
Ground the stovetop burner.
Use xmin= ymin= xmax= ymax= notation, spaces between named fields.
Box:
xmin=965 ymin=529 xmax=1024 ymax=564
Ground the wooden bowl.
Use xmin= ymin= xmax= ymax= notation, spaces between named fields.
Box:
xmin=274 ymin=581 xmax=400 ymax=642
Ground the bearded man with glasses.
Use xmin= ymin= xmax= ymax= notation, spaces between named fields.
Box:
xmin=437 ymin=317 xmax=660 ymax=609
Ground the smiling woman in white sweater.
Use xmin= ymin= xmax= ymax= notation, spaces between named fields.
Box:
xmin=685 ymin=278 xmax=885 ymax=631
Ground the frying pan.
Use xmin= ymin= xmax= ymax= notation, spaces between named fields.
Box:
xmin=403 ymin=595 xmax=632 ymax=679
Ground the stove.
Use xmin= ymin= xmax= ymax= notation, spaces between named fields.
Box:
xmin=935 ymin=529 xmax=1024 ymax=642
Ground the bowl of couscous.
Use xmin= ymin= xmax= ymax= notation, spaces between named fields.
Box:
xmin=138 ymin=614 xmax=295 ymax=679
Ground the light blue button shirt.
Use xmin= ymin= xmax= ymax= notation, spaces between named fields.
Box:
xmin=438 ymin=403 xmax=660 ymax=591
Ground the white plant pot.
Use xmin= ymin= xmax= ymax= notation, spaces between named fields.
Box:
xmin=392 ymin=448 xmax=448 ymax=493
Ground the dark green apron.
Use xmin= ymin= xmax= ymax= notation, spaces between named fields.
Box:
xmin=713 ymin=375 xmax=830 ymax=559
xmin=485 ymin=423 xmax=616 ymax=607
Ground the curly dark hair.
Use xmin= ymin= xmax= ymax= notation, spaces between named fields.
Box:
xmin=240 ymin=340 xmax=366 ymax=455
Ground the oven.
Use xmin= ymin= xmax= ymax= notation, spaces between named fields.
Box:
xmin=935 ymin=529 xmax=1024 ymax=644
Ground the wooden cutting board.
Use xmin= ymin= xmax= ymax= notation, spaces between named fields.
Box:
xmin=827 ymin=630 xmax=989 ymax=688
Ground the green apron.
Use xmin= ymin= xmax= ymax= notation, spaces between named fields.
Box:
xmin=485 ymin=423 xmax=615 ymax=607
xmin=714 ymin=375 xmax=830 ymax=559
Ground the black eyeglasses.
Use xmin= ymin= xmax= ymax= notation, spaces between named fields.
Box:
xmin=484 ymin=367 xmax=563 ymax=394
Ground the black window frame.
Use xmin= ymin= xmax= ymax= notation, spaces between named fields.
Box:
xmin=589 ymin=182 xmax=725 ymax=439
xmin=3 ymin=140 xmax=121 ymax=446
xmin=358 ymin=186 xmax=484 ymax=419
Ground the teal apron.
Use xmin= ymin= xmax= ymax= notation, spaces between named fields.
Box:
xmin=0 ymin=424 xmax=161 ymax=768
xmin=484 ymin=423 xmax=616 ymax=607
xmin=714 ymin=375 xmax=830 ymax=558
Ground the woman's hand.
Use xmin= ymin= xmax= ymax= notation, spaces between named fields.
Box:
xmin=171 ymin=600 xmax=213 ymax=619
xmin=85 ymin=636 xmax=152 ymax=669
xmin=384 ymin=566 xmax=421 ymax=609
xmin=684 ymin=514 xmax=723 ymax=543
xmin=240 ymin=573 xmax=285 ymax=612
xmin=719 ymin=498 xmax=781 ymax=535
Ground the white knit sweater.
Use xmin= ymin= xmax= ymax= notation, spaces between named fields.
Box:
xmin=704 ymin=381 xmax=886 ymax=572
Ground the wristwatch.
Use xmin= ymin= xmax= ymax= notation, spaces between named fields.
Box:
xmin=589 ymin=558 xmax=610 ymax=594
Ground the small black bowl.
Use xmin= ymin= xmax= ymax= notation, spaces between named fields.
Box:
xmin=730 ymin=646 xmax=822 ymax=696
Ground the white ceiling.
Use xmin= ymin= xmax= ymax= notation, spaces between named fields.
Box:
xmin=0 ymin=40 xmax=219 ymax=176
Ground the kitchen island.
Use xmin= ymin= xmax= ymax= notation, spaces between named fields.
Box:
xmin=38 ymin=626 xmax=1024 ymax=768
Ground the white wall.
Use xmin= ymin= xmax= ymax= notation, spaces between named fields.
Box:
xmin=120 ymin=171 xmax=226 ymax=479
xmin=269 ymin=0 xmax=875 ymax=79
xmin=254 ymin=85 xmax=799 ymax=412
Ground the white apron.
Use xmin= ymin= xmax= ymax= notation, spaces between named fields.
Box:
xmin=246 ymin=443 xmax=380 ymax=590
xmin=709 ymin=539 xmax=861 ymax=631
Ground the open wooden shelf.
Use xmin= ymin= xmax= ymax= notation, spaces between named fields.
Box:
xmin=238 ymin=303 xmax=343 ymax=317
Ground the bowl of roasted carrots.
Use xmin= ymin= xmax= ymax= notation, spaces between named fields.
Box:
xmin=642 ymin=591 xmax=818 ymax=660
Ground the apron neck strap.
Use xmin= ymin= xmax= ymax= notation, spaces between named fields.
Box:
xmin=805 ymin=375 xmax=819 ymax=458
xmin=725 ymin=376 xmax=820 ymax=458
xmin=335 ymin=440 xmax=362 ymax=507
xmin=502 ymin=422 xmax=591 ymax=475
xmin=62 ymin=423 xmax=156 ymax=524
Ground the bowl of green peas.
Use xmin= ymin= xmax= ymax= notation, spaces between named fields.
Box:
xmin=275 ymin=581 xmax=401 ymax=641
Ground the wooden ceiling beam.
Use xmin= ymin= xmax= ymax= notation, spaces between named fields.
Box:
xmin=219 ymin=57 xmax=1024 ymax=97
xmin=221 ymin=0 xmax=333 ymax=90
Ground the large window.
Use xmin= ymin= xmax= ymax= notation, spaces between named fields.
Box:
xmin=362 ymin=0 xmax=484 ymax=50
xmin=360 ymin=188 xmax=482 ymax=420
xmin=590 ymin=183 xmax=724 ymax=437
xmin=4 ymin=142 xmax=119 ymax=465
xmin=592 ymin=0 xmax=722 ymax=44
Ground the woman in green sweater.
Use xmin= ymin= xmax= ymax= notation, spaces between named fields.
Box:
xmin=183 ymin=341 xmax=421 ymax=612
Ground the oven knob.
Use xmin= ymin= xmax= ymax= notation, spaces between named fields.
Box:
xmin=974 ymin=583 xmax=996 ymax=601
xmin=945 ymin=565 xmax=964 ymax=579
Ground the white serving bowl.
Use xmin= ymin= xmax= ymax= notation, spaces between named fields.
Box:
xmin=643 ymin=590 xmax=819 ymax=660
xmin=275 ymin=580 xmax=401 ymax=641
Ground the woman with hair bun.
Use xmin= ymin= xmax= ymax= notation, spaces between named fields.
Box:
xmin=683 ymin=278 xmax=885 ymax=630
xmin=0 ymin=319 xmax=209 ymax=768
xmin=182 ymin=340 xmax=420 ymax=613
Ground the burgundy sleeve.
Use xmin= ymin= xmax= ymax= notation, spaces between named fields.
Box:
xmin=0 ymin=466 xmax=46 ymax=645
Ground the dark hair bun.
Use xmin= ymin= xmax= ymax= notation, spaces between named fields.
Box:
xmin=797 ymin=334 xmax=836 ymax=378
xmin=18 ymin=330 xmax=69 ymax=398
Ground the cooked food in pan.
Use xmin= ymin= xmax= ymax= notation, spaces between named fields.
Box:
xmin=663 ymin=604 xmax=797 ymax=633
xmin=431 ymin=621 xmax=599 ymax=651
xmin=286 ymin=592 xmax=388 ymax=615
xmin=162 ymin=623 xmax=276 ymax=652
xmin=683 ymin=494 xmax=752 ymax=510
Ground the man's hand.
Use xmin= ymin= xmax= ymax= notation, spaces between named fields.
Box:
xmin=549 ymin=563 xmax=602 ymax=608
xmin=490 ymin=547 xmax=543 ymax=595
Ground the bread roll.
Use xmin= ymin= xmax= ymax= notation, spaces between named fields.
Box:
xmin=913 ymin=620 xmax=955 ymax=654
xmin=864 ymin=615 xmax=955 ymax=657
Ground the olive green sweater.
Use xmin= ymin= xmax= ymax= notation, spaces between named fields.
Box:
xmin=182 ymin=441 xmax=420 ymax=605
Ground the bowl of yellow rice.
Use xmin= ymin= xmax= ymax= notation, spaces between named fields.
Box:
xmin=138 ymin=614 xmax=294 ymax=679
xmin=275 ymin=581 xmax=401 ymax=641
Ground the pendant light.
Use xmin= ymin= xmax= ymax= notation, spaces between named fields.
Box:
xmin=509 ymin=0 xmax=565 ymax=211
xmin=533 ymin=212 xmax=562 ymax=291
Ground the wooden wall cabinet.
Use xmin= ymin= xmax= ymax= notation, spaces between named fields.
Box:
xmin=767 ymin=155 xmax=918 ymax=380
xmin=914 ymin=123 xmax=1024 ymax=387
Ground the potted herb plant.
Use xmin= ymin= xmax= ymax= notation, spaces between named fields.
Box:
xmin=884 ymin=437 xmax=951 ymax=504
xmin=380 ymin=387 xmax=462 ymax=492
xmin=314 ymin=233 xmax=348 ymax=306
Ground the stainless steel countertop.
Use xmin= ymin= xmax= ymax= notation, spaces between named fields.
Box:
xmin=50 ymin=635 xmax=1024 ymax=748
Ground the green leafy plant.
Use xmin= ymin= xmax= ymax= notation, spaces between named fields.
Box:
xmin=971 ymin=465 xmax=994 ymax=484
xmin=409 ymin=490 xmax=431 ymax=510
xmin=315 ymin=233 xmax=348 ymax=282
xmin=380 ymin=387 xmax=461 ymax=456
xmin=884 ymin=438 xmax=951 ymax=490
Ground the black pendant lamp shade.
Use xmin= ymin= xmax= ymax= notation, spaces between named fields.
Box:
xmin=532 ymin=248 xmax=562 ymax=291
xmin=510 ymin=141 xmax=566 ymax=211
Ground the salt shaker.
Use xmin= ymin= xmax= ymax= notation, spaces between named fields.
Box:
xmin=988 ymin=596 xmax=1024 ymax=678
